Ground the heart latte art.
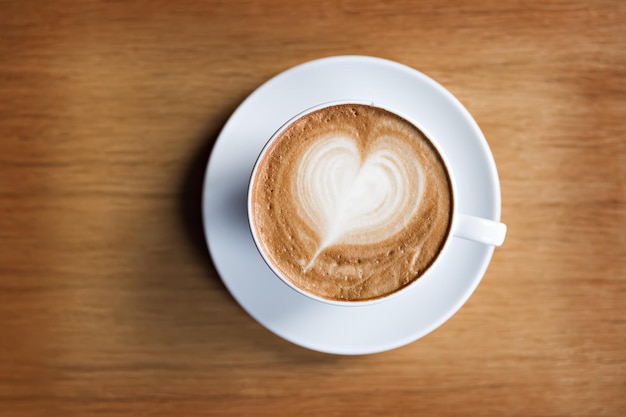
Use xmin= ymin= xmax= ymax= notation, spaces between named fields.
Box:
xmin=296 ymin=134 xmax=425 ymax=269
xmin=250 ymin=104 xmax=452 ymax=302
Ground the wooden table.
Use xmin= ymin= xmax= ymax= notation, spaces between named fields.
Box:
xmin=1 ymin=1 xmax=624 ymax=415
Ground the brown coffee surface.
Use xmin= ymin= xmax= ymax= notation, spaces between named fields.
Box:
xmin=250 ymin=104 xmax=453 ymax=301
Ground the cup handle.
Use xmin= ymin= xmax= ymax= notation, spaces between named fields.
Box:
xmin=453 ymin=214 xmax=507 ymax=246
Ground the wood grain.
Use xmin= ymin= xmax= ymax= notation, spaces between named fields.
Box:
xmin=1 ymin=0 xmax=625 ymax=416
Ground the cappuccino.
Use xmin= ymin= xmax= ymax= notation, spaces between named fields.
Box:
xmin=250 ymin=104 xmax=453 ymax=302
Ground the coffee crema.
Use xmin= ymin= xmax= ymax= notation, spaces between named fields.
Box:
xmin=250 ymin=104 xmax=453 ymax=301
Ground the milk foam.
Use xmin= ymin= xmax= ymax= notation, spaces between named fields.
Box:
xmin=295 ymin=134 xmax=425 ymax=268
xmin=250 ymin=104 xmax=453 ymax=302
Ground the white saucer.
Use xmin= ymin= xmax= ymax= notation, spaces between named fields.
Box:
xmin=202 ymin=56 xmax=502 ymax=355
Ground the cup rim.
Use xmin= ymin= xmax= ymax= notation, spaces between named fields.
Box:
xmin=247 ymin=99 xmax=458 ymax=307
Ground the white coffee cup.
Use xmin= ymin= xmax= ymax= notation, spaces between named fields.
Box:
xmin=248 ymin=100 xmax=506 ymax=306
